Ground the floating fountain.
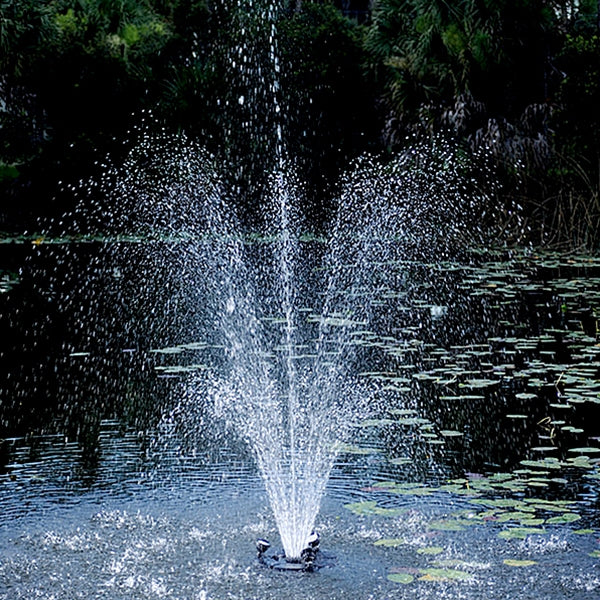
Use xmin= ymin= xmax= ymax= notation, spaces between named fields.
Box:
xmin=33 ymin=0 xmax=498 ymax=571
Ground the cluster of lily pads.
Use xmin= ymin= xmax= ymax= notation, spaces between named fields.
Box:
xmin=145 ymin=248 xmax=599 ymax=467
xmin=343 ymin=469 xmax=599 ymax=585
xmin=333 ymin=249 xmax=600 ymax=585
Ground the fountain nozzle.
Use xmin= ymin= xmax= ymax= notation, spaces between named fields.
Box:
xmin=256 ymin=538 xmax=271 ymax=557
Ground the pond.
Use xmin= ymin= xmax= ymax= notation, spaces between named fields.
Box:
xmin=1 ymin=235 xmax=599 ymax=599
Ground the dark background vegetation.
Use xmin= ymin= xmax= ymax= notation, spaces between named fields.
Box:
xmin=1 ymin=0 xmax=599 ymax=246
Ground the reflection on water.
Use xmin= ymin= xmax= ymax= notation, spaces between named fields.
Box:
xmin=1 ymin=241 xmax=599 ymax=598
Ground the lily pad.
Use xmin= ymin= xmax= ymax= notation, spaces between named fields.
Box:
xmin=343 ymin=500 xmax=406 ymax=517
xmin=150 ymin=346 xmax=184 ymax=354
xmin=546 ymin=513 xmax=581 ymax=524
xmin=374 ymin=538 xmax=405 ymax=547
xmin=519 ymin=518 xmax=545 ymax=526
xmin=573 ymin=529 xmax=595 ymax=535
xmin=471 ymin=498 xmax=525 ymax=509
xmin=391 ymin=486 xmax=433 ymax=496
xmin=520 ymin=458 xmax=563 ymax=470
xmin=417 ymin=546 xmax=444 ymax=555
xmin=568 ymin=447 xmax=600 ymax=454
xmin=395 ymin=417 xmax=430 ymax=426
xmin=503 ymin=559 xmax=537 ymax=567
xmin=418 ymin=568 xmax=474 ymax=582
xmin=343 ymin=501 xmax=378 ymax=515
xmin=498 ymin=527 xmax=547 ymax=540
xmin=337 ymin=443 xmax=380 ymax=455
xmin=496 ymin=511 xmax=537 ymax=523
xmin=387 ymin=573 xmax=414 ymax=584
xmin=428 ymin=519 xmax=468 ymax=532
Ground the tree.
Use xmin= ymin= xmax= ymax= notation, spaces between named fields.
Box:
xmin=365 ymin=0 xmax=557 ymax=171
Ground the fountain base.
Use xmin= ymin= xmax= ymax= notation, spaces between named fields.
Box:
xmin=258 ymin=550 xmax=336 ymax=572
xmin=256 ymin=537 xmax=335 ymax=572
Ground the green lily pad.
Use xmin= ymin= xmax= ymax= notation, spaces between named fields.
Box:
xmin=498 ymin=527 xmax=547 ymax=540
xmin=417 ymin=546 xmax=444 ymax=555
xmin=527 ymin=480 xmax=549 ymax=488
xmin=496 ymin=511 xmax=537 ymax=523
xmin=503 ymin=559 xmax=537 ymax=567
xmin=566 ymin=457 xmax=594 ymax=469
xmin=389 ymin=408 xmax=418 ymax=416
xmin=461 ymin=378 xmax=498 ymax=389
xmin=150 ymin=346 xmax=184 ymax=354
xmin=418 ymin=568 xmax=474 ymax=582
xmin=519 ymin=515 xmax=545 ymax=524
xmin=471 ymin=498 xmax=524 ymax=509
xmin=561 ymin=426 xmax=584 ymax=433
xmin=344 ymin=500 xmax=406 ymax=517
xmin=337 ymin=443 xmax=380 ymax=455
xmin=520 ymin=458 xmax=563 ymax=470
xmin=573 ymin=529 xmax=595 ymax=535
xmin=391 ymin=486 xmax=433 ymax=496
xmin=344 ymin=501 xmax=378 ymax=515
xmin=374 ymin=538 xmax=406 ymax=547
xmin=546 ymin=513 xmax=581 ymax=524
xmin=493 ymin=480 xmax=528 ymax=492
xmin=387 ymin=573 xmax=414 ymax=584
xmin=526 ymin=499 xmax=576 ymax=512
xmin=395 ymin=417 xmax=430 ymax=426
xmin=428 ymin=519 xmax=468 ymax=532
xmin=370 ymin=480 xmax=402 ymax=489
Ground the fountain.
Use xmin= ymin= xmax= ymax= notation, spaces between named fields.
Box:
xmin=1 ymin=0 xmax=500 ymax=572
xmin=51 ymin=122 xmax=493 ymax=568
xmin=77 ymin=0 xmax=498 ymax=564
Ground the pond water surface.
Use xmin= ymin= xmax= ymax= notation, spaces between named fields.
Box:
xmin=1 ymin=238 xmax=599 ymax=599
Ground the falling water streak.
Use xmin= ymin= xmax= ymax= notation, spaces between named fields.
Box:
xmin=266 ymin=3 xmax=285 ymax=169
xmin=212 ymin=0 xmax=314 ymax=558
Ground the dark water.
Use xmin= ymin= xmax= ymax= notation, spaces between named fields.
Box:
xmin=1 ymin=239 xmax=599 ymax=599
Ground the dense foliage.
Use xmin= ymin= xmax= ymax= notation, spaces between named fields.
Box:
xmin=0 ymin=0 xmax=598 ymax=245
xmin=365 ymin=0 xmax=600 ymax=246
